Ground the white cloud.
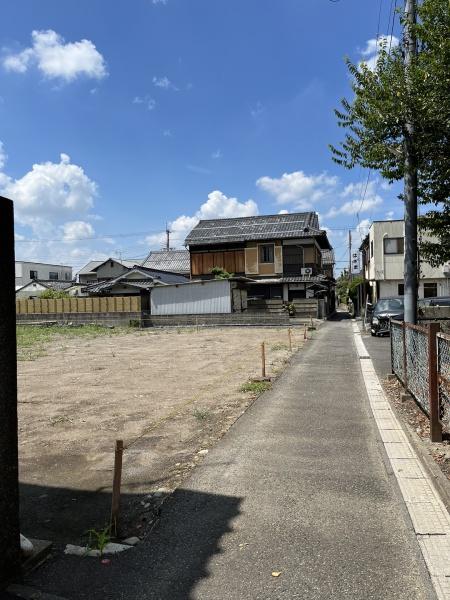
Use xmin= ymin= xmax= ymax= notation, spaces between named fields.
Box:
xmin=133 ymin=95 xmax=156 ymax=110
xmin=163 ymin=129 xmax=172 ymax=137
xmin=145 ymin=190 xmax=258 ymax=249
xmin=359 ymin=35 xmax=399 ymax=71
xmin=278 ymin=209 xmax=289 ymax=214
xmin=0 ymin=149 xmax=98 ymax=235
xmin=152 ymin=0 xmax=168 ymax=4
xmin=212 ymin=149 xmax=222 ymax=159
xmin=62 ymin=220 xmax=95 ymax=241
xmin=385 ymin=210 xmax=395 ymax=220
xmin=153 ymin=76 xmax=177 ymax=90
xmin=256 ymin=170 xmax=338 ymax=209
xmin=326 ymin=180 xmax=383 ymax=217
xmin=3 ymin=30 xmax=107 ymax=81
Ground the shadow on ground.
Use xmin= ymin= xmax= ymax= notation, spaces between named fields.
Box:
xmin=18 ymin=482 xmax=242 ymax=600
xmin=328 ymin=310 xmax=351 ymax=322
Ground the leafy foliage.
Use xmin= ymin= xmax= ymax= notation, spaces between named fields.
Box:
xmin=39 ymin=289 xmax=70 ymax=299
xmin=330 ymin=0 xmax=450 ymax=265
xmin=211 ymin=266 xmax=233 ymax=279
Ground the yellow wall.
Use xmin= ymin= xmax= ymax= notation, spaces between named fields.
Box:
xmin=16 ymin=296 xmax=141 ymax=314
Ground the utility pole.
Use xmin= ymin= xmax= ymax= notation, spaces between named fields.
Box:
xmin=165 ymin=223 xmax=171 ymax=251
xmin=0 ymin=197 xmax=21 ymax=586
xmin=348 ymin=230 xmax=352 ymax=282
xmin=403 ymin=0 xmax=418 ymax=323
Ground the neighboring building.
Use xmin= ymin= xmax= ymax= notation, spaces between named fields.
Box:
xmin=141 ymin=249 xmax=190 ymax=276
xmin=360 ymin=220 xmax=450 ymax=302
xmin=82 ymin=265 xmax=188 ymax=309
xmin=321 ymin=249 xmax=335 ymax=279
xmin=77 ymin=258 xmax=137 ymax=284
xmin=184 ymin=212 xmax=334 ymax=303
xmin=15 ymin=261 xmax=72 ymax=290
xmin=15 ymin=279 xmax=75 ymax=299
xmin=77 ymin=251 xmax=191 ymax=284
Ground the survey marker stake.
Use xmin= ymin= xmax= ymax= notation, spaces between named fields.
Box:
xmin=111 ymin=440 xmax=124 ymax=536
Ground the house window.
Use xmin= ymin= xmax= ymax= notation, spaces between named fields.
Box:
xmin=65 ymin=272 xmax=70 ymax=280
xmin=29 ymin=270 xmax=38 ymax=279
xmin=398 ymin=283 xmax=404 ymax=296
xmin=424 ymin=282 xmax=437 ymax=298
xmin=49 ymin=271 xmax=59 ymax=280
xmin=384 ymin=237 xmax=404 ymax=254
xmin=259 ymin=244 xmax=274 ymax=263
xmin=370 ymin=240 xmax=374 ymax=258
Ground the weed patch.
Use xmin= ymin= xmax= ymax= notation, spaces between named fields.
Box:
xmin=240 ymin=380 xmax=272 ymax=394
xmin=192 ymin=407 xmax=211 ymax=420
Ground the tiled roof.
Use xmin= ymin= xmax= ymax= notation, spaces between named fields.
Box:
xmin=33 ymin=279 xmax=76 ymax=290
xmin=185 ymin=212 xmax=331 ymax=248
xmin=321 ymin=249 xmax=335 ymax=265
xmin=141 ymin=250 xmax=190 ymax=274
xmin=82 ymin=266 xmax=187 ymax=294
xmin=77 ymin=258 xmax=137 ymax=276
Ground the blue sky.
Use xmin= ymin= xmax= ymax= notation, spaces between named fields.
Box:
xmin=0 ymin=0 xmax=403 ymax=274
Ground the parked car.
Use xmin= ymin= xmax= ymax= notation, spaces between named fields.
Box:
xmin=418 ymin=296 xmax=450 ymax=308
xmin=370 ymin=297 xmax=405 ymax=336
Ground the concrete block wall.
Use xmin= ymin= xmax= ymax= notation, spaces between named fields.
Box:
xmin=16 ymin=312 xmax=142 ymax=327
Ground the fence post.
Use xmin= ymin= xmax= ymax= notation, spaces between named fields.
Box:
xmin=288 ymin=328 xmax=292 ymax=352
xmin=0 ymin=197 xmax=21 ymax=586
xmin=390 ymin=322 xmax=394 ymax=374
xmin=428 ymin=323 xmax=442 ymax=443
xmin=261 ymin=342 xmax=266 ymax=378
xmin=402 ymin=322 xmax=408 ymax=389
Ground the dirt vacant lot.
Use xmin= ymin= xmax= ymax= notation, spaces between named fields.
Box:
xmin=17 ymin=325 xmax=304 ymax=543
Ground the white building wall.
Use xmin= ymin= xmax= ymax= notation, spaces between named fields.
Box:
xmin=15 ymin=262 xmax=73 ymax=289
xmin=151 ymin=280 xmax=232 ymax=315
xmin=366 ymin=221 xmax=449 ymax=300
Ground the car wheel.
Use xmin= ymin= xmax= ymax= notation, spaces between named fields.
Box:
xmin=371 ymin=331 xmax=376 ymax=337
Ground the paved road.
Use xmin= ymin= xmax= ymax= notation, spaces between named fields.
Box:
xmin=359 ymin=325 xmax=392 ymax=378
xmin=24 ymin=317 xmax=435 ymax=599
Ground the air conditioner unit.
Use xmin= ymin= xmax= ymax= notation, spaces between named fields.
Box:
xmin=443 ymin=263 xmax=450 ymax=277
xmin=301 ymin=267 xmax=313 ymax=276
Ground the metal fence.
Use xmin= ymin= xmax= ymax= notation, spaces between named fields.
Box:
xmin=390 ymin=319 xmax=443 ymax=441
xmin=438 ymin=332 xmax=450 ymax=427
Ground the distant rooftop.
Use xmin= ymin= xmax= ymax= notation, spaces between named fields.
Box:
xmin=141 ymin=249 xmax=190 ymax=274
xmin=185 ymin=212 xmax=331 ymax=249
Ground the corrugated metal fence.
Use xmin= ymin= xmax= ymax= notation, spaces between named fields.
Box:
xmin=16 ymin=296 xmax=141 ymax=314
xmin=151 ymin=280 xmax=232 ymax=315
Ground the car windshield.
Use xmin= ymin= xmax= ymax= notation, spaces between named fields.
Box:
xmin=374 ymin=298 xmax=404 ymax=313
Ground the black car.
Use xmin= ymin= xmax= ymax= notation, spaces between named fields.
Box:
xmin=370 ymin=297 xmax=405 ymax=336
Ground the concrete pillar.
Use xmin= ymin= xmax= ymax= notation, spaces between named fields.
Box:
xmin=282 ymin=284 xmax=289 ymax=302
xmin=0 ymin=197 xmax=21 ymax=586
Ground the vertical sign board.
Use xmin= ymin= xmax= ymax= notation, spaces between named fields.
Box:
xmin=0 ymin=197 xmax=21 ymax=585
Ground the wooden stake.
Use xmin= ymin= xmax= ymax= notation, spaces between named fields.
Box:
xmin=261 ymin=342 xmax=266 ymax=378
xmin=304 ymin=324 xmax=307 ymax=340
xmin=288 ymin=328 xmax=292 ymax=352
xmin=111 ymin=439 xmax=124 ymax=535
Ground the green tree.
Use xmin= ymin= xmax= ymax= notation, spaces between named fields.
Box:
xmin=330 ymin=0 xmax=450 ymax=266
xmin=210 ymin=266 xmax=233 ymax=279
xmin=39 ymin=289 xmax=70 ymax=299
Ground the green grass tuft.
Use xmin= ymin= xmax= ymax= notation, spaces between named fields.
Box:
xmin=240 ymin=380 xmax=272 ymax=394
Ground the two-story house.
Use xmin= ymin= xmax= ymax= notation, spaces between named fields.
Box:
xmin=15 ymin=261 xmax=73 ymax=290
xmin=185 ymin=212 xmax=334 ymax=305
xmin=360 ymin=219 xmax=450 ymax=302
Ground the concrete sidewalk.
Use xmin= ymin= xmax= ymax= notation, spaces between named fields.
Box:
xmin=25 ymin=317 xmax=435 ymax=599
